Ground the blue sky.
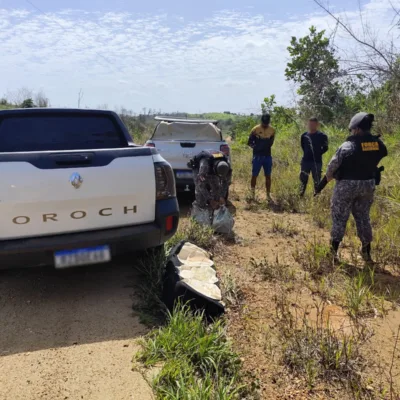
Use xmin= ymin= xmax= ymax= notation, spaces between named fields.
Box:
xmin=0 ymin=0 xmax=398 ymax=112
xmin=7 ymin=0 xmax=364 ymax=19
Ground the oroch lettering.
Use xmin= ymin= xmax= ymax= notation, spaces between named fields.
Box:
xmin=13 ymin=216 xmax=30 ymax=225
xmin=70 ymin=211 xmax=87 ymax=219
xmin=124 ymin=206 xmax=137 ymax=214
xmin=99 ymin=208 xmax=112 ymax=216
xmin=12 ymin=206 xmax=138 ymax=224
xmin=43 ymin=213 xmax=58 ymax=222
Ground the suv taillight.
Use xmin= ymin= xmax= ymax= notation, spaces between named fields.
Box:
xmin=146 ymin=142 xmax=155 ymax=148
xmin=155 ymin=162 xmax=176 ymax=200
xmin=220 ymin=144 xmax=230 ymax=156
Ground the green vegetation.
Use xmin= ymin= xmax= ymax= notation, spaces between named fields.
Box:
xmin=271 ymin=219 xmax=300 ymax=238
xmin=345 ymin=269 xmax=376 ymax=319
xmin=268 ymin=287 xmax=370 ymax=397
xmin=166 ymin=218 xmax=215 ymax=252
xmin=286 ymin=26 xmax=344 ymax=122
xmin=250 ymin=256 xmax=295 ymax=283
xmin=220 ymin=270 xmax=243 ymax=307
xmin=294 ymin=239 xmax=334 ymax=277
xmin=133 ymin=248 xmax=168 ymax=323
xmin=135 ymin=304 xmax=251 ymax=400
xmin=282 ymin=321 xmax=365 ymax=393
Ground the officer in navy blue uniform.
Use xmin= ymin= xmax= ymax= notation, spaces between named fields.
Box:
xmin=315 ymin=113 xmax=388 ymax=262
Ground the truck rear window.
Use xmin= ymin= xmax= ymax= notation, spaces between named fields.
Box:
xmin=0 ymin=114 xmax=127 ymax=152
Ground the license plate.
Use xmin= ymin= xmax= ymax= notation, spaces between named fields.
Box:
xmin=176 ymin=171 xmax=193 ymax=179
xmin=54 ymin=245 xmax=111 ymax=269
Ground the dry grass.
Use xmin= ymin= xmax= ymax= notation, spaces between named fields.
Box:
xmin=250 ymin=256 xmax=296 ymax=283
xmin=271 ymin=220 xmax=300 ymax=237
xmin=293 ymin=239 xmax=335 ymax=277
xmin=271 ymin=291 xmax=372 ymax=398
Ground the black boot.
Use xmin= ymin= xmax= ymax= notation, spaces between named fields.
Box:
xmin=330 ymin=240 xmax=340 ymax=263
xmin=361 ymin=243 xmax=373 ymax=264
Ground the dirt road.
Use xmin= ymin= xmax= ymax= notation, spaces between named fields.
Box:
xmin=0 ymin=260 xmax=154 ymax=400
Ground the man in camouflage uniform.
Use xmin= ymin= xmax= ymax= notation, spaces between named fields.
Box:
xmin=315 ymin=112 xmax=387 ymax=262
xmin=188 ymin=150 xmax=231 ymax=213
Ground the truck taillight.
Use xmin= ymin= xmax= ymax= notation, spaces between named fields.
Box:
xmin=220 ymin=144 xmax=230 ymax=156
xmin=165 ymin=216 xmax=174 ymax=233
xmin=145 ymin=142 xmax=155 ymax=148
xmin=155 ymin=162 xmax=176 ymax=200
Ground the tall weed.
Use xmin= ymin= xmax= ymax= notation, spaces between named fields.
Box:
xmin=166 ymin=218 xmax=215 ymax=252
xmin=136 ymin=304 xmax=251 ymax=399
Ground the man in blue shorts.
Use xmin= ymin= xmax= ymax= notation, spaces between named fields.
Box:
xmin=248 ymin=114 xmax=275 ymax=200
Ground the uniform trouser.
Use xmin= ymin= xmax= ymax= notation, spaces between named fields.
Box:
xmin=194 ymin=175 xmax=220 ymax=208
xmin=194 ymin=180 xmax=210 ymax=209
xmin=331 ymin=180 xmax=375 ymax=246
xmin=300 ymin=160 xmax=322 ymax=194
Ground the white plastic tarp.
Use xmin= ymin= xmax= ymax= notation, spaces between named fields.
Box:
xmin=153 ymin=121 xmax=221 ymax=141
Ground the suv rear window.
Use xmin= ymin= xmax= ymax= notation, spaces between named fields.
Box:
xmin=0 ymin=114 xmax=127 ymax=152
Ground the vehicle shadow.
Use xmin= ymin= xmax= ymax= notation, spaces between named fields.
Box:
xmin=178 ymin=191 xmax=194 ymax=218
xmin=0 ymin=257 xmax=149 ymax=357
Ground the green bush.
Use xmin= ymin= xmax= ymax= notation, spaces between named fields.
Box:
xmin=136 ymin=304 xmax=249 ymax=399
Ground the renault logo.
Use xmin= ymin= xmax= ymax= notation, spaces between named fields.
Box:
xmin=70 ymin=172 xmax=83 ymax=189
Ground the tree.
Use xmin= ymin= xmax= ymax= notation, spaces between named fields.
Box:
xmin=6 ymin=88 xmax=33 ymax=106
xmin=77 ymin=89 xmax=84 ymax=108
xmin=35 ymin=90 xmax=49 ymax=107
xmin=230 ymin=116 xmax=257 ymax=143
xmin=261 ymin=95 xmax=277 ymax=115
xmin=285 ymin=26 xmax=345 ymax=122
xmin=261 ymin=95 xmax=298 ymax=127
xmin=3 ymin=88 xmax=51 ymax=108
xmin=20 ymin=98 xmax=35 ymax=108
xmin=313 ymin=0 xmax=400 ymax=129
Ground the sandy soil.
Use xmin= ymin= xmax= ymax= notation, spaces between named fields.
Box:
xmin=214 ymin=186 xmax=400 ymax=399
xmin=0 ymin=260 xmax=153 ymax=400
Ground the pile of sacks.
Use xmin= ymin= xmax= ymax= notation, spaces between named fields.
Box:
xmin=163 ymin=241 xmax=224 ymax=317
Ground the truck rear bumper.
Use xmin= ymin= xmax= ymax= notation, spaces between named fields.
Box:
xmin=0 ymin=198 xmax=179 ymax=269
xmin=176 ymin=179 xmax=195 ymax=192
xmin=174 ymin=170 xmax=194 ymax=191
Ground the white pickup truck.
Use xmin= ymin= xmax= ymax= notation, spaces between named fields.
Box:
xmin=0 ymin=109 xmax=179 ymax=269
xmin=145 ymin=117 xmax=231 ymax=193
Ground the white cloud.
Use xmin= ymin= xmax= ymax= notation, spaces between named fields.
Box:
xmin=0 ymin=1 xmax=399 ymax=112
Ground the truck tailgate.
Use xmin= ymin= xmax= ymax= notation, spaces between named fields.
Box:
xmin=152 ymin=140 xmax=223 ymax=170
xmin=0 ymin=152 xmax=156 ymax=240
